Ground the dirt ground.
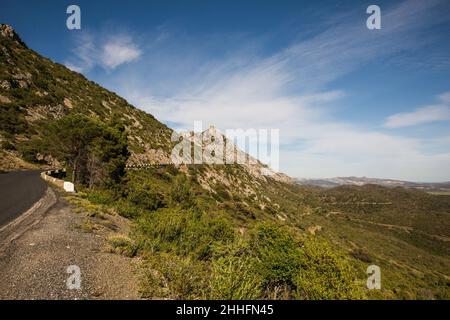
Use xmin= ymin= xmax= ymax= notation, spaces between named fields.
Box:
xmin=0 ymin=186 xmax=142 ymax=300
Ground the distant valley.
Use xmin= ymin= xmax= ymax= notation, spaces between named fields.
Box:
xmin=295 ymin=177 xmax=450 ymax=193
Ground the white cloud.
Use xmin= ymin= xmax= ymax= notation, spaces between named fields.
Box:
xmin=385 ymin=105 xmax=450 ymax=128
xmin=65 ymin=32 xmax=141 ymax=72
xmin=385 ymin=92 xmax=450 ymax=128
xmin=100 ymin=36 xmax=141 ymax=69
xmin=438 ymin=91 xmax=450 ymax=103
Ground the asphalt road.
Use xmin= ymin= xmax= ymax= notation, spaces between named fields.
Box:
xmin=0 ymin=170 xmax=47 ymax=227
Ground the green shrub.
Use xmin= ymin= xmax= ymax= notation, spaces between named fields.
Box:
xmin=1 ymin=140 xmax=15 ymax=150
xmin=127 ymin=184 xmax=166 ymax=211
xmin=86 ymin=189 xmax=117 ymax=205
xmin=115 ymin=199 xmax=142 ymax=219
xmin=209 ymin=255 xmax=263 ymax=299
xmin=214 ymin=184 xmax=232 ymax=201
xmin=165 ymin=164 xmax=179 ymax=176
xmin=18 ymin=139 xmax=42 ymax=163
xmin=350 ymin=248 xmax=373 ymax=263
xmin=249 ymin=223 xmax=302 ymax=287
xmin=133 ymin=208 xmax=235 ymax=259
xmin=0 ymin=104 xmax=27 ymax=134
xmin=169 ymin=175 xmax=195 ymax=208
xmin=293 ymin=238 xmax=366 ymax=300
xmin=141 ymin=253 xmax=208 ymax=299
xmin=107 ymin=235 xmax=137 ymax=257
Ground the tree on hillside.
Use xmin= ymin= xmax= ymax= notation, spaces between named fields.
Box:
xmin=0 ymin=104 xmax=28 ymax=135
xmin=41 ymin=114 xmax=129 ymax=187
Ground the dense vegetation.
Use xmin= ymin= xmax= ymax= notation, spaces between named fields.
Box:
xmin=72 ymin=161 xmax=450 ymax=300
xmin=81 ymin=168 xmax=366 ymax=299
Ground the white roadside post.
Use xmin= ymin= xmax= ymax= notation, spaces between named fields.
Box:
xmin=63 ymin=181 xmax=75 ymax=193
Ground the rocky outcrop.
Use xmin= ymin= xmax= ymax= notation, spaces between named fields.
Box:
xmin=0 ymin=24 xmax=27 ymax=48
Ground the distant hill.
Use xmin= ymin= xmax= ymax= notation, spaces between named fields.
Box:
xmin=295 ymin=176 xmax=450 ymax=193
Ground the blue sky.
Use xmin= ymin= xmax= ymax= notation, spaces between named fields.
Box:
xmin=1 ymin=0 xmax=450 ymax=181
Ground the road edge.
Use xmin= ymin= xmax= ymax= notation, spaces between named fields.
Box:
xmin=0 ymin=186 xmax=57 ymax=254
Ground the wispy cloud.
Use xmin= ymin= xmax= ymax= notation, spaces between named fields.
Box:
xmin=100 ymin=35 xmax=141 ymax=70
xmin=113 ymin=0 xmax=450 ymax=181
xmin=385 ymin=92 xmax=450 ymax=128
xmin=64 ymin=62 xmax=83 ymax=73
xmin=65 ymin=32 xmax=96 ymax=72
xmin=65 ymin=31 xmax=141 ymax=72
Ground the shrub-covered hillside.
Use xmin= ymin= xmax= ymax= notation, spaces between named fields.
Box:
xmin=0 ymin=24 xmax=172 ymax=167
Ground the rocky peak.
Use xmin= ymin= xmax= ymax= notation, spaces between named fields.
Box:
xmin=0 ymin=24 xmax=27 ymax=47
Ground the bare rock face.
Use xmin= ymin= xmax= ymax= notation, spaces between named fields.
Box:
xmin=0 ymin=24 xmax=27 ymax=47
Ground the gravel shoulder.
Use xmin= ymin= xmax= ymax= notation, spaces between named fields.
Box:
xmin=0 ymin=185 xmax=142 ymax=300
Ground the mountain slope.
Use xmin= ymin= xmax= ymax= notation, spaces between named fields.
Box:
xmin=0 ymin=24 xmax=172 ymax=166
